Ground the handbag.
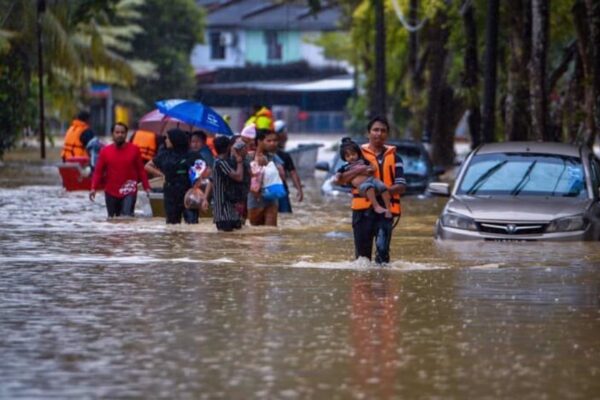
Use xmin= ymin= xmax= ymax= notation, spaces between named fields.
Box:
xmin=261 ymin=161 xmax=287 ymax=201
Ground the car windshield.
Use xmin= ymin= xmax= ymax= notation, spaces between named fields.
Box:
xmin=457 ymin=153 xmax=587 ymax=197
xmin=332 ymin=146 xmax=428 ymax=175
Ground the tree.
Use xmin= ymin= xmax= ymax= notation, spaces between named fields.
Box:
xmin=0 ymin=0 xmax=152 ymax=158
xmin=128 ymin=0 xmax=204 ymax=114
xmin=529 ymin=0 xmax=550 ymax=141
xmin=460 ymin=0 xmax=481 ymax=148
xmin=504 ymin=0 xmax=531 ymax=142
xmin=481 ymin=0 xmax=499 ymax=143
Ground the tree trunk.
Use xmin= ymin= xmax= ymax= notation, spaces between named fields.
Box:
xmin=481 ymin=0 xmax=500 ymax=143
xmin=423 ymin=11 xmax=448 ymax=145
xmin=424 ymin=8 xmax=456 ymax=166
xmin=564 ymin=53 xmax=585 ymax=143
xmin=573 ymin=0 xmax=596 ymax=146
xmin=505 ymin=0 xmax=531 ymax=141
xmin=406 ymin=0 xmax=422 ymax=139
xmin=585 ymin=0 xmax=600 ymax=147
xmin=529 ymin=0 xmax=550 ymax=141
xmin=371 ymin=0 xmax=386 ymax=118
xmin=431 ymin=85 xmax=458 ymax=166
xmin=461 ymin=0 xmax=481 ymax=148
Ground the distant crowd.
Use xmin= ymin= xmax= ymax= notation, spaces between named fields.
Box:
xmin=62 ymin=108 xmax=303 ymax=232
xmin=61 ymin=109 xmax=406 ymax=264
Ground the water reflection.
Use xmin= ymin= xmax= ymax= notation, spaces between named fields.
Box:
xmin=2 ymin=161 xmax=600 ymax=398
xmin=350 ymin=274 xmax=401 ymax=399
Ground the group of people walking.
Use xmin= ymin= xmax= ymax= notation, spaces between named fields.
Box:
xmin=62 ymin=110 xmax=405 ymax=264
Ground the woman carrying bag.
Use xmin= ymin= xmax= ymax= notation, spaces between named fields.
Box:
xmin=248 ymin=129 xmax=286 ymax=226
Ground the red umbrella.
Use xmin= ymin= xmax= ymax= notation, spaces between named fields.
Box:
xmin=138 ymin=109 xmax=197 ymax=135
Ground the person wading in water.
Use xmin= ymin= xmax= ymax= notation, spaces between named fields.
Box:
xmin=335 ymin=116 xmax=406 ymax=264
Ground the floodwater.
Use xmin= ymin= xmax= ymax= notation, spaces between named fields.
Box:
xmin=1 ymin=152 xmax=600 ymax=399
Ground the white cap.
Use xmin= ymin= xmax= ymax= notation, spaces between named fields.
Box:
xmin=274 ymin=120 xmax=286 ymax=134
xmin=240 ymin=124 xmax=256 ymax=139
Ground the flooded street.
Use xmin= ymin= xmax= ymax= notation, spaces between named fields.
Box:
xmin=1 ymin=153 xmax=600 ymax=399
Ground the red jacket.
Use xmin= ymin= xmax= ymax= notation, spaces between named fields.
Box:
xmin=91 ymin=143 xmax=150 ymax=198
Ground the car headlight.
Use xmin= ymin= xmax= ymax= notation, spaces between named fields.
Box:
xmin=441 ymin=213 xmax=477 ymax=231
xmin=546 ymin=215 xmax=588 ymax=233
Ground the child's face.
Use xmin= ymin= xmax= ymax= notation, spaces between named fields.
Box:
xmin=344 ymin=149 xmax=359 ymax=163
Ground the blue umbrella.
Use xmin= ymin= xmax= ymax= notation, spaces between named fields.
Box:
xmin=155 ymin=99 xmax=233 ymax=136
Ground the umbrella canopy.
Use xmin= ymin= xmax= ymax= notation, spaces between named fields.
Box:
xmin=138 ymin=109 xmax=196 ymax=135
xmin=155 ymin=99 xmax=234 ymax=136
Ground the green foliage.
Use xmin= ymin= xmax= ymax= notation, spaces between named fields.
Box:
xmin=0 ymin=53 xmax=36 ymax=159
xmin=0 ymin=0 xmax=152 ymax=157
xmin=128 ymin=0 xmax=204 ymax=113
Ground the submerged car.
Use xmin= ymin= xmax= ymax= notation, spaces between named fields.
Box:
xmin=318 ymin=139 xmax=444 ymax=196
xmin=430 ymin=141 xmax=600 ymax=241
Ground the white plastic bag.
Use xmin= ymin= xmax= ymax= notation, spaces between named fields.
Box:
xmin=261 ymin=161 xmax=287 ymax=200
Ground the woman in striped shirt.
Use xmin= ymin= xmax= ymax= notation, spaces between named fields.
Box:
xmin=212 ymin=136 xmax=245 ymax=232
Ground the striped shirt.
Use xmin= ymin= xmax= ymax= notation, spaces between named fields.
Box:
xmin=212 ymin=158 xmax=240 ymax=223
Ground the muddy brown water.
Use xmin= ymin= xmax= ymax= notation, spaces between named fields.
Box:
xmin=1 ymin=153 xmax=600 ymax=399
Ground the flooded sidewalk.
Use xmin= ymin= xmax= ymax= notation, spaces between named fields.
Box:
xmin=1 ymin=147 xmax=600 ymax=399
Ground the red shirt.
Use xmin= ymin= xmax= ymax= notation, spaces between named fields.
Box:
xmin=91 ymin=142 xmax=150 ymax=198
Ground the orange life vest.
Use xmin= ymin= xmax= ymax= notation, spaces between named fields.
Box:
xmin=351 ymin=144 xmax=402 ymax=216
xmin=131 ymin=129 xmax=157 ymax=161
xmin=61 ymin=119 xmax=89 ymax=160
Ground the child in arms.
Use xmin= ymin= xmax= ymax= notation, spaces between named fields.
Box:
xmin=335 ymin=138 xmax=392 ymax=218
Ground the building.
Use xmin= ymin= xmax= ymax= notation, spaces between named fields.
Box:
xmin=191 ymin=0 xmax=354 ymax=133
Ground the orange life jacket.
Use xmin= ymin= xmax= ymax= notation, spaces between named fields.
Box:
xmin=131 ymin=129 xmax=157 ymax=161
xmin=61 ymin=119 xmax=89 ymax=160
xmin=351 ymin=144 xmax=401 ymax=216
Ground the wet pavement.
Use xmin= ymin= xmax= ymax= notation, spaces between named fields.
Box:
xmin=1 ymin=148 xmax=600 ymax=399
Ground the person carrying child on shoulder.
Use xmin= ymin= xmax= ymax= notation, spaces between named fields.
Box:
xmin=336 ymin=137 xmax=393 ymax=219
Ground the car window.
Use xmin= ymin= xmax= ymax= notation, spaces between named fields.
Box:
xmin=397 ymin=147 xmax=428 ymax=175
xmin=457 ymin=153 xmax=587 ymax=198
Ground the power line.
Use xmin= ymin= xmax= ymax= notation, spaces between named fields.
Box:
xmin=390 ymin=0 xmax=427 ymax=32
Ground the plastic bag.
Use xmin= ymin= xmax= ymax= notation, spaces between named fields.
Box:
xmin=184 ymin=187 xmax=205 ymax=210
xmin=261 ymin=161 xmax=287 ymax=201
xmin=250 ymin=161 xmax=264 ymax=195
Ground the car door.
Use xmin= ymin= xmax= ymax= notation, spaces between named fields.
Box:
xmin=587 ymin=155 xmax=600 ymax=239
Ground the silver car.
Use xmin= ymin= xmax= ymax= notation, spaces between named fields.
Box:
xmin=430 ymin=142 xmax=600 ymax=241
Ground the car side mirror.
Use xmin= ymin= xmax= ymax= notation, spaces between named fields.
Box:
xmin=433 ymin=166 xmax=446 ymax=176
xmin=315 ymin=161 xmax=330 ymax=172
xmin=427 ymin=182 xmax=450 ymax=196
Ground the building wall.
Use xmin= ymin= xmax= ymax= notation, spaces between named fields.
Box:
xmin=190 ymin=29 xmax=246 ymax=70
xmin=245 ymin=30 xmax=301 ymax=65
xmin=190 ymin=29 xmax=351 ymax=70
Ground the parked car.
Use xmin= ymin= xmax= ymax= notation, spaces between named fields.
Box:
xmin=317 ymin=139 xmax=444 ymax=196
xmin=429 ymin=141 xmax=600 ymax=241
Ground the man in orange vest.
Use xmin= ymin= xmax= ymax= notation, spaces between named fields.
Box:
xmin=336 ymin=116 xmax=406 ymax=264
xmin=61 ymin=111 xmax=95 ymax=162
xmin=130 ymin=129 xmax=158 ymax=162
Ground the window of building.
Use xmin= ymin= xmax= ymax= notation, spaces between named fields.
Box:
xmin=265 ymin=31 xmax=282 ymax=60
xmin=209 ymin=31 xmax=226 ymax=60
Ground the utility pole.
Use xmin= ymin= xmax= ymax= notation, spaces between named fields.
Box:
xmin=372 ymin=0 xmax=386 ymax=118
xmin=37 ymin=0 xmax=46 ymax=159
xmin=481 ymin=0 xmax=499 ymax=143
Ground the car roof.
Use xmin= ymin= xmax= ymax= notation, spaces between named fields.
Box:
xmin=475 ymin=141 xmax=582 ymax=158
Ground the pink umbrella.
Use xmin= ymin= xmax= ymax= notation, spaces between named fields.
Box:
xmin=138 ymin=109 xmax=197 ymax=135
